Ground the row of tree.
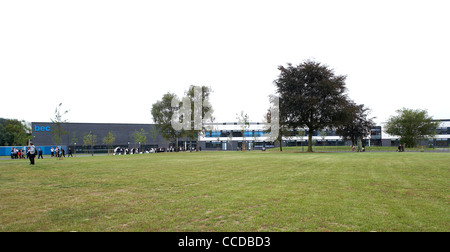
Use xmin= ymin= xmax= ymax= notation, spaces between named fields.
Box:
xmin=150 ymin=61 xmax=378 ymax=152
xmin=52 ymin=103 xmax=155 ymax=155
xmin=80 ymin=129 xmax=150 ymax=155
xmin=149 ymin=61 xmax=374 ymax=153
xmin=1 ymin=61 xmax=438 ymax=152
xmin=151 ymin=60 xmax=439 ymax=152
xmin=272 ymin=60 xmax=439 ymax=150
xmin=273 ymin=60 xmax=376 ymax=152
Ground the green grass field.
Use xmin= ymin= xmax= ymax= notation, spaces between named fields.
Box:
xmin=0 ymin=151 xmax=449 ymax=232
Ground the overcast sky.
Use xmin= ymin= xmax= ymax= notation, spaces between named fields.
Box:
xmin=1 ymin=0 xmax=449 ymax=126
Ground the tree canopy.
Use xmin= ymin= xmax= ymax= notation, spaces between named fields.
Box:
xmin=183 ymin=85 xmax=214 ymax=142
xmin=275 ymin=60 xmax=349 ymax=152
xmin=151 ymin=92 xmax=180 ymax=144
xmin=151 ymin=85 xmax=214 ymax=146
xmin=0 ymin=118 xmax=32 ymax=146
xmin=384 ymin=108 xmax=438 ymax=147
xmin=335 ymin=101 xmax=375 ymax=146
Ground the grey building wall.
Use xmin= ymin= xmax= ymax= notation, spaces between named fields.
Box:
xmin=382 ymin=139 xmax=392 ymax=147
xmin=31 ymin=122 xmax=170 ymax=148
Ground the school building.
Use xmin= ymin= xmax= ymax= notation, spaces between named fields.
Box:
xmin=28 ymin=119 xmax=450 ymax=154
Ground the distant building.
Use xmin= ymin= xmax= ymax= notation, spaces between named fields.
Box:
xmin=30 ymin=120 xmax=449 ymax=154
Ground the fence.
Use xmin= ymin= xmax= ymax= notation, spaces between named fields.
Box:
xmin=0 ymin=146 xmax=67 ymax=156
xmin=2 ymin=144 xmax=449 ymax=156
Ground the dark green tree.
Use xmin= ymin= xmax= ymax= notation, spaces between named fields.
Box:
xmin=275 ymin=60 xmax=348 ymax=152
xmin=0 ymin=118 xmax=32 ymax=146
xmin=335 ymin=101 xmax=375 ymax=146
xmin=384 ymin=108 xmax=439 ymax=148
xmin=0 ymin=118 xmax=7 ymax=145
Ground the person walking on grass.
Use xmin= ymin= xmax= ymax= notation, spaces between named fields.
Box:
xmin=38 ymin=148 xmax=43 ymax=159
xmin=28 ymin=142 xmax=37 ymax=165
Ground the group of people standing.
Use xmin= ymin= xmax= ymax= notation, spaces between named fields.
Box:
xmin=113 ymin=146 xmax=202 ymax=155
xmin=351 ymin=144 xmax=366 ymax=152
xmin=10 ymin=144 xmax=43 ymax=162
xmin=12 ymin=142 xmax=40 ymax=165
xmin=50 ymin=146 xmax=72 ymax=158
xmin=114 ymin=147 xmax=140 ymax=155
xmin=51 ymin=146 xmax=74 ymax=158
xmin=10 ymin=144 xmax=74 ymax=165
xmin=10 ymin=143 xmax=40 ymax=165
xmin=10 ymin=147 xmax=27 ymax=159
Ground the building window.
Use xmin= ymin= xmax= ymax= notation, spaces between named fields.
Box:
xmin=206 ymin=141 xmax=222 ymax=149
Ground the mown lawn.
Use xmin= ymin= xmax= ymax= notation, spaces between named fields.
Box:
xmin=0 ymin=151 xmax=449 ymax=232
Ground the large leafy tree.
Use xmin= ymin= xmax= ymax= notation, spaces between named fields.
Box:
xmin=151 ymin=92 xmax=180 ymax=145
xmin=384 ymin=108 xmax=438 ymax=148
xmin=183 ymin=85 xmax=214 ymax=146
xmin=0 ymin=119 xmax=8 ymax=145
xmin=0 ymin=118 xmax=32 ymax=146
xmin=151 ymin=86 xmax=214 ymax=148
xmin=335 ymin=101 xmax=375 ymax=146
xmin=275 ymin=60 xmax=348 ymax=152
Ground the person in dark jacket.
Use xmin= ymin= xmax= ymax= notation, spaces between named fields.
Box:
xmin=28 ymin=142 xmax=37 ymax=165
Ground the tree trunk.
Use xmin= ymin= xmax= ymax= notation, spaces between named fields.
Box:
xmin=307 ymin=129 xmax=314 ymax=152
